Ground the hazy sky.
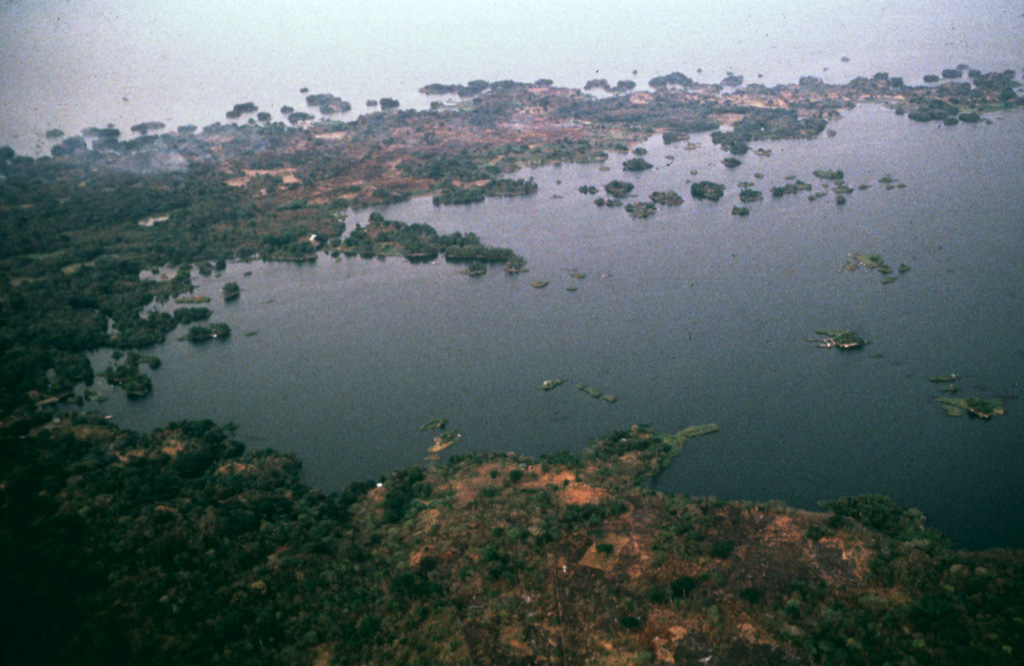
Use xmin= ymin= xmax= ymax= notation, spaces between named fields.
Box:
xmin=1 ymin=0 xmax=1021 ymax=154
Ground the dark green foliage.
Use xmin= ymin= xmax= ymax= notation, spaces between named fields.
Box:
xmin=822 ymin=495 xmax=947 ymax=544
xmin=739 ymin=188 xmax=762 ymax=202
xmin=342 ymin=215 xmax=520 ymax=265
xmin=172 ymin=306 xmax=211 ymax=324
xmin=604 ymin=180 xmax=634 ymax=198
xmin=622 ymin=157 xmax=653 ymax=172
xmin=671 ymin=576 xmax=697 ymax=598
xmin=770 ymin=180 xmax=813 ymax=197
xmin=907 ymin=99 xmax=959 ymax=122
xmin=739 ymin=587 xmax=763 ymax=604
xmin=690 ymin=181 xmax=725 ymax=201
xmin=711 ymin=540 xmax=735 ymax=558
xmin=712 ymin=109 xmax=826 ymax=154
xmin=805 ymin=525 xmax=830 ymax=541
xmin=650 ymin=190 xmax=683 ymax=205
xmin=482 ymin=177 xmax=538 ymax=197
xmin=383 ymin=466 xmax=431 ymax=523
xmin=625 ymin=201 xmax=656 ymax=218
xmin=432 ymin=185 xmax=485 ymax=205
xmin=619 ymin=615 xmax=641 ymax=630
xmin=186 ymin=323 xmax=230 ymax=341
xmin=648 ymin=585 xmax=670 ymax=603
xmin=226 ymin=101 xmax=258 ymax=119
xmin=649 ymin=72 xmax=695 ymax=89
xmin=102 ymin=351 xmax=158 ymax=397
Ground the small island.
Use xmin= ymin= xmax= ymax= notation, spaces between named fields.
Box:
xmin=222 ymin=281 xmax=241 ymax=301
xmin=649 ymin=190 xmax=683 ymax=205
xmin=429 ymin=430 xmax=462 ymax=453
xmin=935 ymin=397 xmax=1006 ymax=419
xmin=101 ymin=351 xmax=160 ymax=398
xmin=576 ymin=382 xmax=616 ymax=402
xmin=186 ymin=323 xmax=231 ymax=342
xmin=690 ymin=181 xmax=725 ymax=201
xmin=622 ymin=157 xmax=653 ymax=172
xmin=604 ymin=180 xmax=635 ymax=198
xmin=625 ymin=201 xmax=656 ymax=219
xmin=815 ymin=329 xmax=867 ymax=349
xmin=419 ymin=418 xmax=448 ymax=431
xmin=461 ymin=261 xmax=487 ymax=277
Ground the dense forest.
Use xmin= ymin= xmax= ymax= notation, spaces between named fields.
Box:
xmin=2 ymin=417 xmax=1022 ymax=665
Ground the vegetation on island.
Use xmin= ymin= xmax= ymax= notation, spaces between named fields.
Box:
xmin=419 ymin=417 xmax=448 ymax=431
xmin=739 ymin=188 xmax=763 ymax=203
xmin=771 ymin=180 xmax=813 ymax=197
xmin=429 ymin=429 xmax=462 ymax=453
xmin=225 ymin=102 xmax=258 ymax=119
xmin=461 ymin=261 xmax=487 ymax=276
xmin=604 ymin=180 xmax=635 ymax=198
xmin=185 ymin=323 xmax=231 ymax=342
xmin=649 ymin=189 xmax=683 ymax=206
xmin=814 ymin=329 xmax=868 ymax=349
xmin=935 ymin=397 xmax=1006 ymax=419
xmin=690 ymin=181 xmax=726 ymax=201
xmin=101 ymin=351 xmax=159 ymax=398
xmin=678 ymin=422 xmax=720 ymax=437
xmin=306 ymin=93 xmax=352 ymax=115
xmin=222 ymin=281 xmax=241 ymax=301
xmin=625 ymin=201 xmax=657 ymax=219
xmin=843 ymin=253 xmax=910 ymax=283
xmin=576 ymin=382 xmax=616 ymax=403
xmin=622 ymin=157 xmax=653 ymax=172
xmin=341 ymin=212 xmax=522 ymax=267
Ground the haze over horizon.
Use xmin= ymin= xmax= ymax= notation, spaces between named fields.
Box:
xmin=1 ymin=0 xmax=1022 ymax=155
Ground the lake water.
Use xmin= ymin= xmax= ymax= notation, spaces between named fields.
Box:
xmin=87 ymin=104 xmax=1024 ymax=549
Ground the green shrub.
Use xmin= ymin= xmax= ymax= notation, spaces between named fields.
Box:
xmin=671 ymin=576 xmax=696 ymax=598
xmin=711 ymin=540 xmax=735 ymax=559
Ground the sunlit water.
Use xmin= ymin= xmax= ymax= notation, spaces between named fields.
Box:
xmin=85 ymin=105 xmax=1024 ymax=549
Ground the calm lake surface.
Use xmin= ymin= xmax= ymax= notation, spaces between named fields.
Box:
xmin=89 ymin=104 xmax=1024 ymax=549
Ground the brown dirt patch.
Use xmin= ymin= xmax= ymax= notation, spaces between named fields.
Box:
xmin=523 ymin=469 xmax=575 ymax=489
xmin=215 ymin=461 xmax=257 ymax=475
xmin=226 ymin=168 xmax=301 ymax=188
xmin=560 ymin=483 xmax=609 ymax=506
xmin=578 ymin=533 xmax=633 ymax=572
